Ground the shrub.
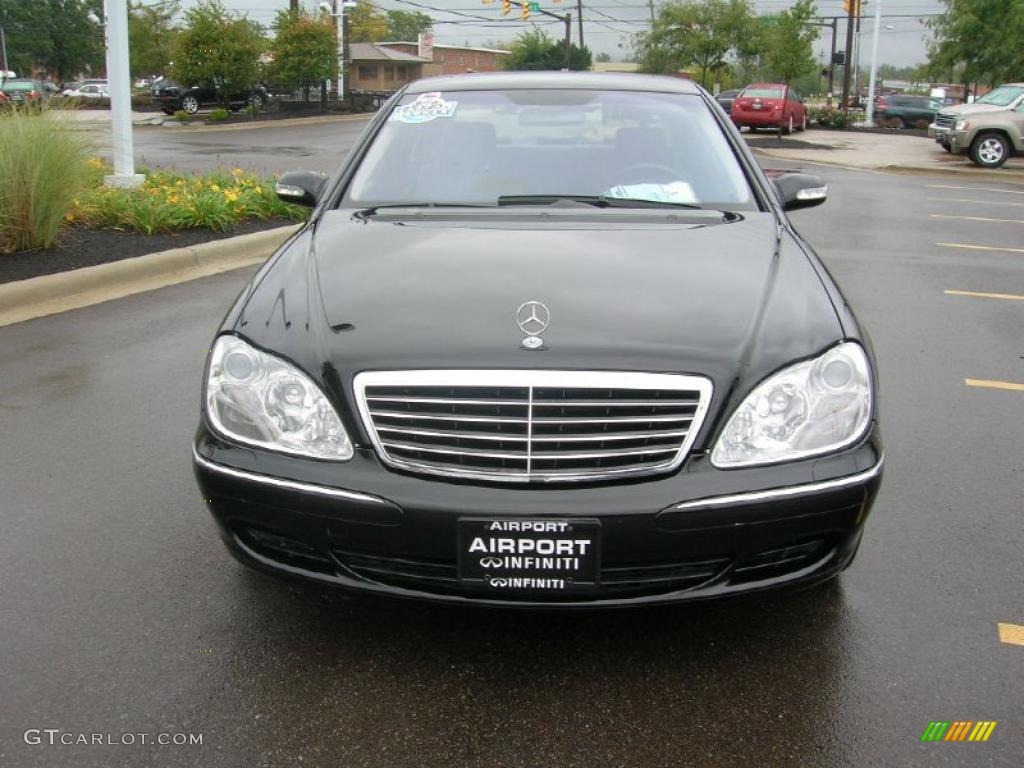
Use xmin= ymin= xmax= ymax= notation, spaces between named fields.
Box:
xmin=173 ymin=109 xmax=191 ymax=122
xmin=71 ymin=166 xmax=309 ymax=235
xmin=0 ymin=110 xmax=94 ymax=253
xmin=209 ymin=107 xmax=230 ymax=121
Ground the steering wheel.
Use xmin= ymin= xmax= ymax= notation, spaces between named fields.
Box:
xmin=614 ymin=162 xmax=679 ymax=185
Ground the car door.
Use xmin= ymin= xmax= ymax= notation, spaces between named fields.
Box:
xmin=1013 ymin=103 xmax=1024 ymax=148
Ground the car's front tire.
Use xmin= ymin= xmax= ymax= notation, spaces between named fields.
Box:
xmin=970 ymin=132 xmax=1010 ymax=168
xmin=180 ymin=95 xmax=200 ymax=114
xmin=247 ymin=93 xmax=263 ymax=111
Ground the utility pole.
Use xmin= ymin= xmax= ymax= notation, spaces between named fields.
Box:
xmin=827 ymin=18 xmax=837 ymax=106
xmin=576 ymin=0 xmax=583 ymax=49
xmin=864 ymin=0 xmax=883 ymax=125
xmin=840 ymin=2 xmax=856 ymax=108
xmin=564 ymin=13 xmax=572 ymax=70
xmin=0 ymin=25 xmax=8 ymax=73
xmin=102 ymin=0 xmax=143 ymax=188
xmin=648 ymin=0 xmax=655 ymax=23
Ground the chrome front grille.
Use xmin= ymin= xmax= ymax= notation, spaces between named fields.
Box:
xmin=354 ymin=371 xmax=713 ymax=482
xmin=935 ymin=112 xmax=955 ymax=129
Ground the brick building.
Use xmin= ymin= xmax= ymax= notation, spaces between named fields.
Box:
xmin=378 ymin=42 xmax=510 ymax=77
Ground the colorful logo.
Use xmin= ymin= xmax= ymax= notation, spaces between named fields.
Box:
xmin=921 ymin=721 xmax=997 ymax=742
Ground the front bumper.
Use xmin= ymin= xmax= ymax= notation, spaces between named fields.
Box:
xmin=946 ymin=129 xmax=971 ymax=154
xmin=193 ymin=426 xmax=882 ymax=608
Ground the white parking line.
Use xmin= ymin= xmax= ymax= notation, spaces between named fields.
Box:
xmin=937 ymin=242 xmax=1024 ymax=254
xmin=928 ymin=197 xmax=1024 ymax=207
xmin=931 ymin=214 xmax=1024 ymax=225
xmin=927 ymin=184 xmax=1024 ymax=195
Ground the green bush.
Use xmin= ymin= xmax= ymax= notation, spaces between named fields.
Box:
xmin=173 ymin=109 xmax=191 ymax=122
xmin=0 ymin=110 xmax=93 ymax=253
xmin=72 ymin=166 xmax=309 ymax=235
xmin=209 ymin=107 xmax=230 ymax=121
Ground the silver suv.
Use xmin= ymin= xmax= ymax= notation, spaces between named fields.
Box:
xmin=930 ymin=84 xmax=1024 ymax=156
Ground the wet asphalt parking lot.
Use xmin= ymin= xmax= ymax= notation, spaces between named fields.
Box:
xmin=1 ymin=121 xmax=1022 ymax=767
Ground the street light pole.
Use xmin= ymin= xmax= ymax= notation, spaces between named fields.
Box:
xmin=102 ymin=0 xmax=143 ymax=188
xmin=864 ymin=0 xmax=883 ymax=126
xmin=323 ymin=1 xmax=356 ymax=101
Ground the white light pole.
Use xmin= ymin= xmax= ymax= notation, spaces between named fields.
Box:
xmin=320 ymin=1 xmax=357 ymax=101
xmin=95 ymin=1 xmax=143 ymax=188
xmin=864 ymin=0 xmax=884 ymax=127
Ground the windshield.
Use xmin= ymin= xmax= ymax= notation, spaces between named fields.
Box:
xmin=975 ymin=86 xmax=1024 ymax=106
xmin=742 ymin=87 xmax=784 ymax=99
xmin=3 ymin=81 xmax=36 ymax=91
xmin=345 ymin=89 xmax=755 ymax=210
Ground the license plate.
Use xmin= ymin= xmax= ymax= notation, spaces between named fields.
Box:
xmin=458 ymin=518 xmax=600 ymax=593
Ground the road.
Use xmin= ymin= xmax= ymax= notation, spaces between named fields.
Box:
xmin=124 ymin=117 xmax=372 ymax=175
xmin=1 ymin=138 xmax=1022 ymax=766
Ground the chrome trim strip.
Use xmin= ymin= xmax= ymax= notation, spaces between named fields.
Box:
xmin=669 ymin=458 xmax=884 ymax=512
xmin=353 ymin=370 xmax=714 ymax=484
xmin=192 ymin=448 xmax=389 ymax=505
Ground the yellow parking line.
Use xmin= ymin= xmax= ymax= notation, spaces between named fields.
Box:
xmin=927 ymin=184 xmax=1024 ymax=195
xmin=945 ymin=289 xmax=1024 ymax=301
xmin=965 ymin=379 xmax=1024 ymax=392
xmin=928 ymin=197 xmax=1024 ymax=207
xmin=931 ymin=214 xmax=1024 ymax=225
xmin=998 ymin=623 xmax=1024 ymax=646
xmin=937 ymin=242 xmax=1024 ymax=254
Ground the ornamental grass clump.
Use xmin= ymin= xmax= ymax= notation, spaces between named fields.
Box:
xmin=0 ymin=109 xmax=94 ymax=253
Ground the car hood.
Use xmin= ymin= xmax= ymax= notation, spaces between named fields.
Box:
xmin=235 ymin=209 xmax=844 ymax=421
xmin=938 ymin=102 xmax=1008 ymax=117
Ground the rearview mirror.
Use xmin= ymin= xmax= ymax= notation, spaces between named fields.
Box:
xmin=275 ymin=170 xmax=327 ymax=208
xmin=774 ymin=172 xmax=828 ymax=211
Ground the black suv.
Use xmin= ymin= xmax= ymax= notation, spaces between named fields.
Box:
xmin=150 ymin=77 xmax=268 ymax=115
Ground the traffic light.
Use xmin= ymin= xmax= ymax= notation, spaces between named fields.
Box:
xmin=520 ymin=1 xmax=529 ymax=20
xmin=501 ymin=0 xmax=511 ymax=15
xmin=842 ymin=0 xmax=862 ymax=14
xmin=832 ymin=51 xmax=846 ymax=66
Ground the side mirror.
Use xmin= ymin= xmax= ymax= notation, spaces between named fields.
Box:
xmin=275 ymin=170 xmax=327 ymax=208
xmin=775 ymin=172 xmax=828 ymax=211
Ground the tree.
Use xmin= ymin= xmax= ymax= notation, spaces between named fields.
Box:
xmin=170 ymin=0 xmax=265 ymax=103
xmin=128 ymin=1 xmax=179 ymax=77
xmin=595 ymin=52 xmax=612 ymax=63
xmin=385 ymin=10 xmax=432 ymax=42
xmin=928 ymin=0 xmax=1024 ymax=87
xmin=0 ymin=0 xmax=104 ymax=82
xmin=761 ymin=0 xmax=818 ymax=85
xmin=348 ymin=1 xmax=389 ymax=43
xmin=268 ymin=8 xmax=336 ymax=93
xmin=503 ymin=29 xmax=591 ymax=72
xmin=634 ymin=0 xmax=756 ymax=88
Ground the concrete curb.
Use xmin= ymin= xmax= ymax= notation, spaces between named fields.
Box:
xmin=151 ymin=113 xmax=374 ymax=132
xmin=753 ymin=148 xmax=1024 ymax=183
xmin=0 ymin=224 xmax=300 ymax=328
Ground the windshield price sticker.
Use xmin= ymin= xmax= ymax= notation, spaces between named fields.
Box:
xmin=391 ymin=92 xmax=458 ymax=124
xmin=457 ymin=518 xmax=601 ymax=592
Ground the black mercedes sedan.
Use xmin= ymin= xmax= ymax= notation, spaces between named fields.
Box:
xmin=193 ymin=72 xmax=883 ymax=607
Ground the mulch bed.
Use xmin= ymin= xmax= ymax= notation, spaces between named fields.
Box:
xmin=0 ymin=217 xmax=296 ymax=286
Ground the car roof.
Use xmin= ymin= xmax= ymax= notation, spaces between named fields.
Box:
xmin=743 ymin=83 xmax=787 ymax=89
xmin=404 ymin=71 xmax=703 ymax=95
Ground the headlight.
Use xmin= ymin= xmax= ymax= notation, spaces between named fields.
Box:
xmin=205 ymin=335 xmax=353 ymax=460
xmin=711 ymin=342 xmax=872 ymax=468
xmin=955 ymin=120 xmax=969 ymax=131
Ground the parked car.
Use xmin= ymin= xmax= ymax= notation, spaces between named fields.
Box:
xmin=940 ymin=102 xmax=1024 ymax=168
xmin=874 ymin=94 xmax=943 ymax=129
xmin=0 ymin=78 xmax=48 ymax=107
xmin=150 ymin=77 xmax=269 ymax=115
xmin=192 ymin=72 xmax=882 ymax=608
xmin=714 ymin=88 xmax=741 ymax=114
xmin=62 ymin=83 xmax=110 ymax=98
xmin=930 ymin=83 xmax=1024 ymax=151
xmin=730 ymin=83 xmax=807 ymax=135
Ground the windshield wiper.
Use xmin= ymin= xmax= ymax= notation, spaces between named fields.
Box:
xmin=354 ymin=203 xmax=493 ymax=218
xmin=496 ymin=194 xmax=704 ymax=210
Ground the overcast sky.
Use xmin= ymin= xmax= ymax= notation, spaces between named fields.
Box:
xmin=158 ymin=0 xmax=944 ymax=68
